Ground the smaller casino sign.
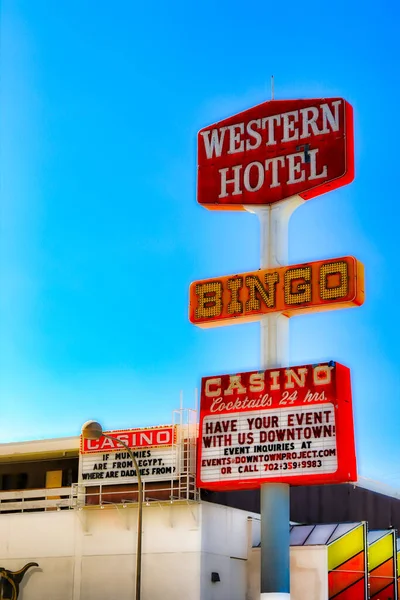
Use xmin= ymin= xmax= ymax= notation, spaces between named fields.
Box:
xmin=190 ymin=256 xmax=364 ymax=328
xmin=80 ymin=425 xmax=178 ymax=486
xmin=197 ymin=362 xmax=356 ymax=490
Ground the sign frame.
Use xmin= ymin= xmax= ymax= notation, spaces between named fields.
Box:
xmin=196 ymin=362 xmax=357 ymax=490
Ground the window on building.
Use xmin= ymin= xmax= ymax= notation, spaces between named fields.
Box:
xmin=1 ymin=473 xmax=28 ymax=491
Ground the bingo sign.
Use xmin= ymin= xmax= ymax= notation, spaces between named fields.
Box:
xmin=190 ymin=256 xmax=364 ymax=328
xmin=197 ymin=362 xmax=356 ymax=490
xmin=197 ymin=97 xmax=354 ymax=210
xmin=80 ymin=425 xmax=179 ymax=485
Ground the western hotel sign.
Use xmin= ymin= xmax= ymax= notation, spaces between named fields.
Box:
xmin=197 ymin=97 xmax=354 ymax=209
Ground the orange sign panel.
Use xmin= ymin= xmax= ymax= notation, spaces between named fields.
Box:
xmin=189 ymin=256 xmax=364 ymax=328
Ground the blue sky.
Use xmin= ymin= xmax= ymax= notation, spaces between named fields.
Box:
xmin=1 ymin=1 xmax=399 ymax=486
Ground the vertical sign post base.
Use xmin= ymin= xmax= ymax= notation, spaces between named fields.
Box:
xmin=246 ymin=196 xmax=304 ymax=600
xmin=260 ymin=483 xmax=290 ymax=599
xmin=260 ymin=595 xmax=291 ymax=600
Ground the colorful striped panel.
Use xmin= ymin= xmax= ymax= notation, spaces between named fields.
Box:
xmin=330 ymin=578 xmax=366 ymax=600
xmin=370 ymin=559 xmax=395 ymax=597
xmin=369 ymin=531 xmax=397 ymax=600
xmin=397 ymin=544 xmax=400 ymax=600
xmin=329 ymin=552 xmax=365 ymax=597
xmin=328 ymin=523 xmax=367 ymax=600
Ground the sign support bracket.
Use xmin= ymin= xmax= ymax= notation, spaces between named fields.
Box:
xmin=246 ymin=195 xmax=304 ymax=600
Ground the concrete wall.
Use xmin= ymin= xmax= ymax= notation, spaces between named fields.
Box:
xmin=0 ymin=501 xmax=259 ymax=600
xmin=247 ymin=545 xmax=328 ymax=600
xmin=0 ymin=503 xmax=203 ymax=600
xmin=199 ymin=502 xmax=257 ymax=600
xmin=0 ymin=500 xmax=327 ymax=600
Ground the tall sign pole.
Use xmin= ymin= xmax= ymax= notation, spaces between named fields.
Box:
xmin=192 ymin=96 xmax=360 ymax=600
xmin=249 ymin=197 xmax=304 ymax=366
xmin=249 ymin=198 xmax=303 ymax=599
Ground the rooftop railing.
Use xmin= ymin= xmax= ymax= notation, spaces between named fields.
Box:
xmin=0 ymin=487 xmax=77 ymax=512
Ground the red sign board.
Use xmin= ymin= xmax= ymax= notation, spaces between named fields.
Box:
xmin=197 ymin=362 xmax=356 ymax=490
xmin=197 ymin=98 xmax=354 ymax=210
xmin=81 ymin=425 xmax=176 ymax=454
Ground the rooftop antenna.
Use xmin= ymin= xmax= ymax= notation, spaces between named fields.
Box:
xmin=271 ymin=75 xmax=275 ymax=100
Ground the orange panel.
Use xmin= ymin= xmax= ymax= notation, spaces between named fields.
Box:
xmin=330 ymin=578 xmax=366 ymax=600
xmin=371 ymin=584 xmax=396 ymax=600
xmin=329 ymin=552 xmax=365 ymax=597
xmin=370 ymin=559 xmax=395 ymax=597
xmin=189 ymin=256 xmax=364 ymax=328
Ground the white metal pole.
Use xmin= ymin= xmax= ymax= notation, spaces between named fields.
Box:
xmin=246 ymin=194 xmax=304 ymax=600
xmin=105 ymin=435 xmax=143 ymax=600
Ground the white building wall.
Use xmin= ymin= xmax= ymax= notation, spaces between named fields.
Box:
xmin=0 ymin=500 xmax=327 ymax=600
xmin=247 ymin=545 xmax=328 ymax=600
xmin=0 ymin=501 xmax=258 ymax=600
xmin=199 ymin=502 xmax=259 ymax=600
xmin=0 ymin=503 xmax=203 ymax=600
xmin=0 ymin=511 xmax=76 ymax=600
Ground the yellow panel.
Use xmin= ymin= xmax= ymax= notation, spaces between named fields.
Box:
xmin=45 ymin=470 xmax=62 ymax=489
xmin=328 ymin=525 xmax=364 ymax=571
xmin=369 ymin=533 xmax=394 ymax=572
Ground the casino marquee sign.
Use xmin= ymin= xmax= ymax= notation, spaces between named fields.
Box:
xmin=79 ymin=426 xmax=179 ymax=485
xmin=197 ymin=362 xmax=357 ymax=490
